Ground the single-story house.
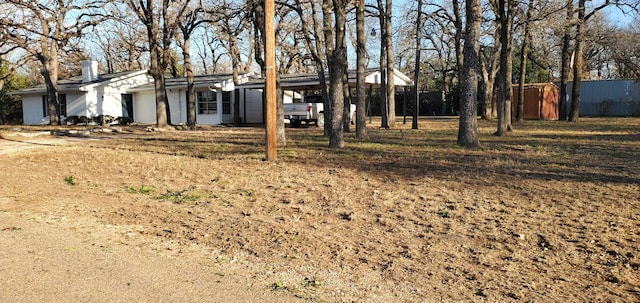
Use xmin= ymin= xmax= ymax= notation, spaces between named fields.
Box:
xmin=126 ymin=73 xmax=261 ymax=125
xmin=15 ymin=61 xmax=152 ymax=125
xmin=13 ymin=61 xmax=263 ymax=125
xmin=14 ymin=62 xmax=413 ymax=125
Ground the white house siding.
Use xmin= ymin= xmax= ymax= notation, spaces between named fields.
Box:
xmin=85 ymin=88 xmax=99 ymax=117
xmin=134 ymin=91 xmax=157 ymax=124
xmin=166 ymin=90 xmax=183 ymax=124
xmin=240 ymin=88 xmax=264 ymax=124
xmin=99 ymin=73 xmax=153 ymax=118
xmin=65 ymin=93 xmax=86 ymax=117
xmin=196 ymin=113 xmax=220 ymax=125
xmin=178 ymin=90 xmax=188 ymax=124
xmin=22 ymin=93 xmax=84 ymax=125
xmin=22 ymin=95 xmax=46 ymax=125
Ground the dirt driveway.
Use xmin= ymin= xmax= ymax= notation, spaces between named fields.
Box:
xmin=2 ymin=121 xmax=639 ymax=302
xmin=0 ymin=132 xmax=289 ymax=303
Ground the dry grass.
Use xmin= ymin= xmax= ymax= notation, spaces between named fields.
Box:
xmin=1 ymin=117 xmax=639 ymax=302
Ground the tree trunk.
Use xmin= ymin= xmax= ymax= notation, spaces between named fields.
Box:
xmin=342 ymin=70 xmax=351 ymax=132
xmin=376 ymin=0 xmax=388 ymax=129
xmin=355 ymin=0 xmax=368 ymax=139
xmin=183 ymin=36 xmax=196 ymax=128
xmin=143 ymin=1 xmax=169 ymax=128
xmin=570 ymin=0 xmax=586 ymax=122
xmin=151 ymin=72 xmax=169 ymax=127
xmin=491 ymin=46 xmax=499 ymax=119
xmin=385 ymin=0 xmax=395 ymax=127
xmin=41 ymin=55 xmax=60 ymax=125
xmin=323 ymin=0 xmax=335 ymax=137
xmin=230 ymin=34 xmax=242 ymax=125
xmin=457 ymin=0 xmax=481 ymax=148
xmin=496 ymin=0 xmax=514 ymax=135
xmin=276 ymin=74 xmax=286 ymax=145
xmin=0 ymin=80 xmax=4 ymax=125
xmin=328 ymin=0 xmax=347 ymax=148
xmin=452 ymin=0 xmax=464 ymax=81
xmin=412 ymin=0 xmax=423 ymax=130
xmin=516 ymin=0 xmax=534 ymax=122
xmin=559 ymin=0 xmax=573 ymax=121
xmin=480 ymin=43 xmax=499 ymax=121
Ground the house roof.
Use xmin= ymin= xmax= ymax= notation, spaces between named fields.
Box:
xmin=126 ymin=73 xmax=255 ymax=92
xmin=10 ymin=70 xmax=149 ymax=95
xmin=239 ymin=68 xmax=413 ymax=90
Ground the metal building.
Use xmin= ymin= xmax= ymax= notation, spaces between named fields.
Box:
xmin=566 ymin=79 xmax=640 ymax=116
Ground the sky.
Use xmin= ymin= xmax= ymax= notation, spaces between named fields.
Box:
xmin=392 ymin=0 xmax=638 ymax=27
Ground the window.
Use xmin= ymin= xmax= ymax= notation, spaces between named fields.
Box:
xmin=197 ymin=91 xmax=217 ymax=114
xmin=42 ymin=94 xmax=67 ymax=117
xmin=222 ymin=91 xmax=231 ymax=115
xmin=59 ymin=94 xmax=67 ymax=116
xmin=42 ymin=96 xmax=46 ymax=117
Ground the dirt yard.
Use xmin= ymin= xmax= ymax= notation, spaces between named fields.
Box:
xmin=0 ymin=118 xmax=638 ymax=302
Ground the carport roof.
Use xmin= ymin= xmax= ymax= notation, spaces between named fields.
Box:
xmin=238 ymin=68 xmax=413 ymax=90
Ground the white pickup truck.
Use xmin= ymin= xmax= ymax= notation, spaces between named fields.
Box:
xmin=284 ymin=95 xmax=356 ymax=128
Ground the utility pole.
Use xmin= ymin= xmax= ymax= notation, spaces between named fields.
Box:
xmin=264 ymin=0 xmax=277 ymax=160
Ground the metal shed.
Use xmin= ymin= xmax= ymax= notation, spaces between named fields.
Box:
xmin=566 ymin=79 xmax=640 ymax=116
xmin=512 ymin=83 xmax=559 ymax=120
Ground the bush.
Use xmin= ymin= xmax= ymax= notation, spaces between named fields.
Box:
xmin=114 ymin=116 xmax=134 ymax=125
xmin=93 ymin=115 xmax=115 ymax=125
xmin=65 ymin=116 xmax=80 ymax=125
xmin=78 ymin=116 xmax=91 ymax=124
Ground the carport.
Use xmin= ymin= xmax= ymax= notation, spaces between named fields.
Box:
xmin=237 ymin=68 xmax=413 ymax=123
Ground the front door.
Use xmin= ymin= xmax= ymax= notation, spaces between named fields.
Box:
xmin=121 ymin=94 xmax=134 ymax=119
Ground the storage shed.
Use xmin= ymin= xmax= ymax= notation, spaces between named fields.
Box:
xmin=566 ymin=79 xmax=640 ymax=116
xmin=512 ymin=83 xmax=559 ymax=120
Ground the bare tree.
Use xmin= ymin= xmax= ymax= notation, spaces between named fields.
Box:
xmin=480 ymin=42 xmax=501 ymax=120
xmin=327 ymin=0 xmax=348 ymax=147
xmin=412 ymin=0 xmax=423 ymax=130
xmin=559 ymin=0 xmax=574 ymax=121
xmin=90 ymin=8 xmax=147 ymax=73
xmin=516 ymin=0 xmax=535 ymax=122
xmin=375 ymin=0 xmax=389 ymax=128
xmin=208 ymin=0 xmax=250 ymax=125
xmin=385 ymin=0 xmax=396 ymax=127
xmin=452 ymin=0 xmax=464 ymax=82
xmin=0 ymin=0 xmax=106 ymax=125
xmin=569 ymin=0 xmax=587 ymax=122
xmin=177 ymin=4 xmax=206 ymax=129
xmin=495 ymin=0 xmax=515 ymax=136
xmin=126 ymin=0 xmax=191 ymax=128
xmin=0 ymin=59 xmax=12 ymax=125
xmin=290 ymin=0 xmax=330 ymax=135
xmin=356 ymin=0 xmax=369 ymax=139
xmin=569 ymin=0 xmax=611 ymax=122
xmin=457 ymin=0 xmax=482 ymax=148
xmin=606 ymin=21 xmax=640 ymax=78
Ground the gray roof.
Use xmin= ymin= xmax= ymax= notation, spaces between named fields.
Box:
xmin=239 ymin=68 xmax=412 ymax=90
xmin=127 ymin=73 xmax=253 ymax=92
xmin=10 ymin=70 xmax=148 ymax=95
